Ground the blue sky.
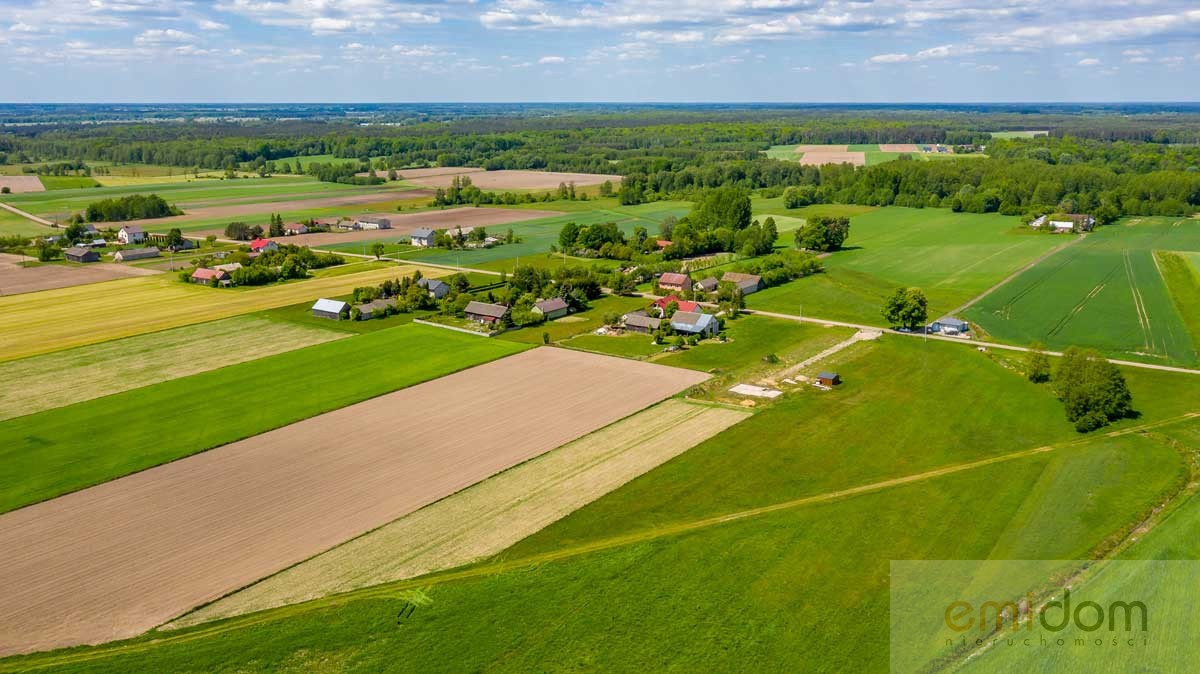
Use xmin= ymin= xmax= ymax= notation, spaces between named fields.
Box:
xmin=1 ymin=0 xmax=1198 ymax=102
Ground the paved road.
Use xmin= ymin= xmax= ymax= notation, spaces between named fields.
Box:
xmin=0 ymin=201 xmax=55 ymax=227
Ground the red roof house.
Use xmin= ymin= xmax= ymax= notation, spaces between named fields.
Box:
xmin=651 ymin=295 xmax=701 ymax=314
xmin=249 ymin=238 xmax=278 ymax=253
xmin=658 ymin=271 xmax=692 ymax=292
xmin=190 ymin=267 xmax=231 ymax=284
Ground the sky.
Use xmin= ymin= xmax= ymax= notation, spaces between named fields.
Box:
xmin=1 ymin=0 xmax=1198 ymax=103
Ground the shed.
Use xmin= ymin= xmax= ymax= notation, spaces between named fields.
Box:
xmin=464 ymin=300 xmax=509 ymax=324
xmin=417 ymin=277 xmax=450 ymax=299
xmin=658 ymin=271 xmax=692 ymax=292
xmin=356 ymin=217 xmax=391 ymax=230
xmin=670 ymin=311 xmax=718 ymax=336
xmin=694 ymin=277 xmax=719 ymax=293
xmin=721 ymin=272 xmax=764 ymax=295
xmin=410 ymin=227 xmax=436 ymax=247
xmin=930 ymin=317 xmax=970 ymax=335
xmin=817 ymin=372 xmax=841 ymax=387
xmin=312 ymin=298 xmax=350 ymax=320
xmin=63 ymin=247 xmax=99 ymax=263
xmin=112 ymin=247 xmax=160 ymax=262
xmin=623 ymin=312 xmax=662 ymax=334
xmin=212 ymin=262 xmax=243 ymax=273
xmin=533 ymin=297 xmax=570 ymax=320
xmin=190 ymin=267 xmax=230 ymax=285
xmin=355 ymin=297 xmax=397 ymax=320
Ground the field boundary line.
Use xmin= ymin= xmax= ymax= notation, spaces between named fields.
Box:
xmin=13 ymin=412 xmax=1198 ymax=671
xmin=948 ymin=233 xmax=1086 ymax=316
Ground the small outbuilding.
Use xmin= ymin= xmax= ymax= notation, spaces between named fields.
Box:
xmin=532 ymin=297 xmax=570 ymax=320
xmin=817 ymin=372 xmax=841 ymax=387
xmin=658 ymin=271 xmax=692 ymax=292
xmin=417 ymin=277 xmax=450 ymax=299
xmin=694 ymin=277 xmax=719 ymax=293
xmin=410 ymin=227 xmax=437 ymax=247
xmin=721 ymin=272 xmax=765 ymax=295
xmin=312 ymin=298 xmax=351 ymax=320
xmin=623 ymin=311 xmax=662 ymax=334
xmin=355 ymin=217 xmax=391 ymax=230
xmin=355 ymin=297 xmax=397 ymax=320
xmin=464 ymin=300 xmax=509 ymax=324
xmin=63 ymin=247 xmax=100 ymax=263
xmin=670 ymin=311 xmax=718 ymax=336
xmin=112 ymin=247 xmax=160 ymax=262
xmin=929 ymin=317 xmax=970 ymax=336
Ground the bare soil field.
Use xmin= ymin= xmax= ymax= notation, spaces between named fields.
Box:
xmin=793 ymin=144 xmax=848 ymax=153
xmin=0 ymin=348 xmax=707 ymax=656
xmin=879 ymin=143 xmax=922 ymax=152
xmin=0 ymin=253 xmax=160 ymax=295
xmin=0 ymin=176 xmax=45 ymax=193
xmin=172 ymin=399 xmax=750 ymax=627
xmin=797 ymin=151 xmax=866 ymax=166
xmin=92 ymin=189 xmax=436 ymax=229
xmin=0 ymin=316 xmax=344 ymax=421
xmin=405 ymin=169 xmax=623 ymax=191
xmin=256 ymin=207 xmax=563 ymax=247
xmin=356 ymin=167 xmax=485 ymax=180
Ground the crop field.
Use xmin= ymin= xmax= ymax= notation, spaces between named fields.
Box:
xmin=0 ymin=175 xmax=44 ymax=193
xmin=751 ymin=197 xmax=878 ymax=221
xmin=987 ymin=130 xmax=1049 ymax=139
xmin=0 ymin=347 xmax=707 ymax=656
xmin=967 ymin=216 xmax=1200 ymax=365
xmin=17 ymin=337 xmax=1196 ymax=671
xmin=0 ymin=253 xmax=161 ymax=295
xmin=275 ymin=206 xmax=563 ymax=248
xmin=0 ymin=262 xmax=446 ymax=361
xmin=38 ymin=176 xmax=100 ymax=190
xmin=0 ymin=316 xmax=345 ymax=421
xmin=749 ymin=207 xmax=1061 ymax=324
xmin=172 ymin=399 xmax=750 ymax=628
xmin=764 ymin=144 xmax=983 ymax=166
xmin=402 ymin=169 xmax=622 ymax=191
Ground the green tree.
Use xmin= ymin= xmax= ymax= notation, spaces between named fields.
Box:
xmin=1054 ymin=347 xmax=1134 ymax=432
xmin=369 ymin=242 xmax=386 ymax=259
xmin=881 ymin=287 xmax=928 ymax=330
xmin=1026 ymin=342 xmax=1051 ymax=383
xmin=165 ymin=228 xmax=185 ymax=250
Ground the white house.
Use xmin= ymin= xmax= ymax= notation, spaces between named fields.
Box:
xmin=410 ymin=227 xmax=436 ymax=247
xmin=117 ymin=225 xmax=145 ymax=245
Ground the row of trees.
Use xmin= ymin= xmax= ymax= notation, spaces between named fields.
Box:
xmin=78 ymin=194 xmax=178 ymax=223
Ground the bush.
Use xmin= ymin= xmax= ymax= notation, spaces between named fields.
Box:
xmin=1055 ymin=347 xmax=1134 ymax=432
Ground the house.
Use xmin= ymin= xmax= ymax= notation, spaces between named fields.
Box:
xmin=817 ymin=372 xmax=841 ymax=387
xmin=334 ymin=220 xmax=360 ymax=231
xmin=410 ymin=227 xmax=436 ymax=247
xmin=655 ymin=239 xmax=672 ymax=250
xmin=670 ymin=311 xmax=718 ymax=336
xmin=721 ymin=272 xmax=765 ymax=295
xmin=355 ymin=297 xmax=397 ymax=320
xmin=658 ymin=271 xmax=692 ymax=292
xmin=311 ymin=298 xmax=350 ymax=320
xmin=929 ymin=317 xmax=970 ymax=336
xmin=622 ymin=311 xmax=662 ymax=334
xmin=694 ymin=277 xmax=719 ymax=293
xmin=112 ymin=247 xmax=160 ymax=262
xmin=117 ymin=225 xmax=145 ymax=245
xmin=1031 ymin=213 xmax=1095 ymax=233
xmin=212 ymin=262 xmax=243 ymax=273
xmin=464 ymin=300 xmax=509 ymax=324
xmin=355 ymin=217 xmax=391 ymax=230
xmin=651 ymin=295 xmax=701 ymax=315
xmin=79 ymin=223 xmax=98 ymax=235
xmin=284 ymin=222 xmax=308 ymax=235
xmin=63 ymin=247 xmax=99 ymax=263
xmin=532 ymin=297 xmax=570 ymax=320
xmin=190 ymin=267 xmax=231 ymax=285
xmin=417 ymin=277 xmax=450 ymax=299
xmin=249 ymin=238 xmax=278 ymax=254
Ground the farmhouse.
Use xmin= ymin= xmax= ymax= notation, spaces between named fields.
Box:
xmin=334 ymin=220 xmax=360 ymax=231
xmin=655 ymin=240 xmax=672 ymax=250
xmin=652 ymin=295 xmax=701 ymax=315
xmin=410 ymin=227 xmax=436 ymax=247
xmin=670 ymin=311 xmax=718 ymax=336
xmin=817 ymin=372 xmax=841 ymax=387
xmin=464 ymin=300 xmax=509 ymax=324
xmin=721 ymin=272 xmax=764 ymax=295
xmin=355 ymin=298 xmax=397 ymax=320
xmin=249 ymin=239 xmax=278 ymax=253
xmin=311 ymin=298 xmax=350 ymax=320
xmin=190 ymin=267 xmax=231 ymax=286
xmin=622 ymin=311 xmax=662 ymax=334
xmin=1031 ymin=213 xmax=1095 ymax=233
xmin=417 ymin=277 xmax=450 ymax=299
xmin=694 ymin=277 xmax=719 ymax=293
xmin=63 ymin=247 xmax=99 ymax=263
xmin=355 ymin=217 xmax=391 ymax=230
xmin=284 ymin=223 xmax=308 ymax=235
xmin=658 ymin=271 xmax=692 ymax=292
xmin=112 ymin=247 xmax=160 ymax=262
xmin=929 ymin=317 xmax=970 ymax=336
xmin=532 ymin=297 xmax=570 ymax=320
xmin=212 ymin=262 xmax=243 ymax=273
xmin=117 ymin=226 xmax=145 ymax=245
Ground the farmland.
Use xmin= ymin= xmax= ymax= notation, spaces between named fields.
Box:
xmin=0 ymin=262 xmax=445 ymax=361
xmin=764 ymin=144 xmax=986 ymax=166
xmin=967 ymin=216 xmax=1200 ymax=366
xmin=0 ymin=316 xmax=345 ymax=421
xmin=748 ymin=207 xmax=1062 ymax=324
xmin=0 ymin=252 xmax=161 ymax=295
xmin=0 ymin=347 xmax=706 ymax=656
xmin=400 ymin=168 xmax=622 ymax=191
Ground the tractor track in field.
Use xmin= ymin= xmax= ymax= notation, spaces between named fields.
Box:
xmin=954 ymin=234 xmax=1086 ymax=318
xmin=10 ymin=411 xmax=1199 ymax=672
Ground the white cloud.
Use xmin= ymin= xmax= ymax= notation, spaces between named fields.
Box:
xmin=538 ymin=55 xmax=566 ymax=64
xmin=1076 ymin=57 xmax=1100 ymax=67
xmin=588 ymin=41 xmax=658 ymax=61
xmin=134 ymin=28 xmax=195 ymax=44
xmin=216 ymin=0 xmax=439 ymax=35
xmin=633 ymin=30 xmax=703 ymax=43
xmin=9 ymin=22 xmax=38 ymax=33
xmin=197 ymin=19 xmax=229 ymax=31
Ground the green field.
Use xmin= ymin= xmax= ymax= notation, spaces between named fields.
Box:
xmin=987 ymin=130 xmax=1049 ymax=139
xmin=37 ymin=176 xmax=101 ymax=190
xmin=0 ymin=324 xmax=526 ymax=513
xmin=749 ymin=206 xmax=1062 ymax=324
xmin=967 ymin=216 xmax=1200 ymax=366
xmin=15 ymin=336 xmax=1194 ymax=672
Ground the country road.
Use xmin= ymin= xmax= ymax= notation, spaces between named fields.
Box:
xmin=0 ymin=201 xmax=55 ymax=227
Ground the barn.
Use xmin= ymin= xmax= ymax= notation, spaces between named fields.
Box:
xmin=112 ymin=247 xmax=160 ymax=262
xmin=464 ymin=300 xmax=509 ymax=324
xmin=63 ymin=247 xmax=100 ymax=263
xmin=312 ymin=298 xmax=351 ymax=320
xmin=533 ymin=297 xmax=570 ymax=320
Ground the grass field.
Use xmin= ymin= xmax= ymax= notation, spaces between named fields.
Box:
xmin=967 ymin=216 xmax=1200 ymax=365
xmin=0 ymin=316 xmax=344 ymax=421
xmin=37 ymin=176 xmax=101 ymax=190
xmin=0 ymin=262 xmax=445 ymax=362
xmin=0 ymin=323 xmax=526 ymax=514
xmin=749 ymin=207 xmax=1061 ymax=324
xmin=987 ymin=130 xmax=1049 ymax=139
xmin=12 ymin=336 xmax=1192 ymax=672
xmin=751 ymin=197 xmax=878 ymax=221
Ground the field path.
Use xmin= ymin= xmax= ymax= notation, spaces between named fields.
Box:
xmin=0 ymin=348 xmax=707 ymax=657
xmin=0 ymin=200 xmax=54 ymax=227
xmin=776 ymin=329 xmax=882 ymax=378
xmin=15 ymin=411 xmax=1197 ymax=672
xmin=946 ymin=233 xmax=1087 ymax=316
